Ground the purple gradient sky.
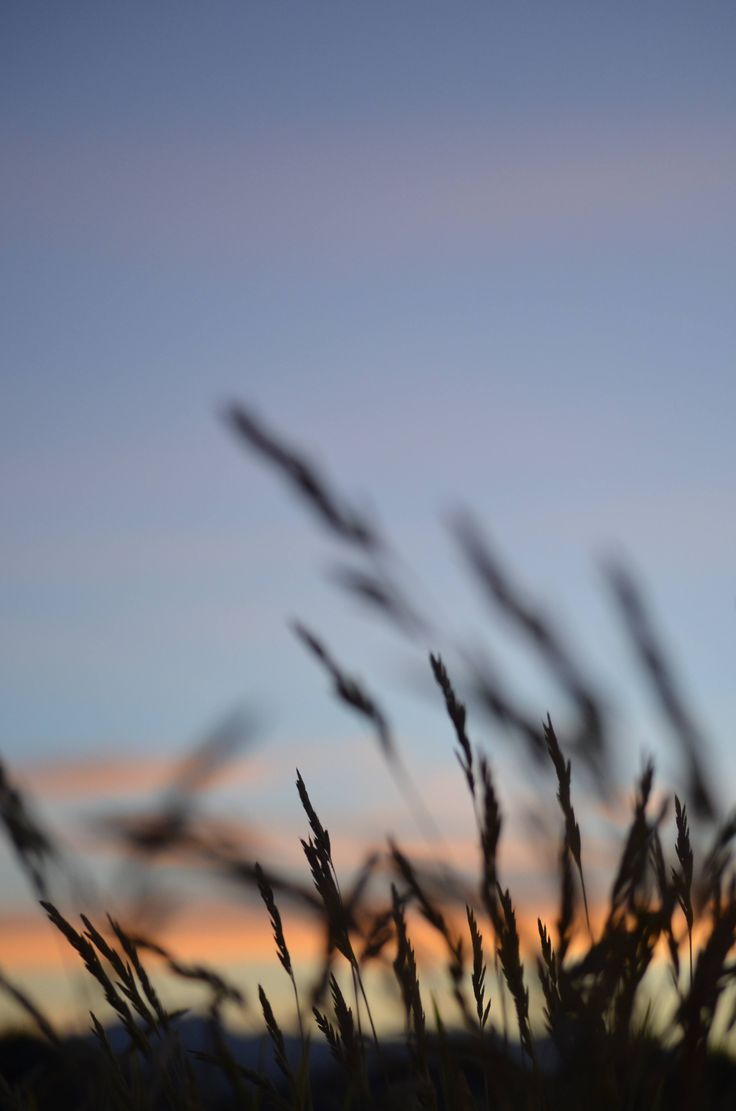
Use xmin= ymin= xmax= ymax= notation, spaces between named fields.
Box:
xmin=2 ymin=4 xmax=736 ymax=940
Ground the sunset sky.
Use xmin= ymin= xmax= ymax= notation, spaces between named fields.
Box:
xmin=2 ymin=3 xmax=736 ymax=1031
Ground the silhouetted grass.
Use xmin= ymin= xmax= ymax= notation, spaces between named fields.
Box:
xmin=2 ymin=404 xmax=736 ymax=1109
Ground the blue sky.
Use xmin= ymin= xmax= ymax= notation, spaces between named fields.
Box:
xmin=1 ymin=2 xmax=736 ymax=1023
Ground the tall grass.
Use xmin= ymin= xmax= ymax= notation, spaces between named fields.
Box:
xmin=2 ymin=404 xmax=735 ymax=1109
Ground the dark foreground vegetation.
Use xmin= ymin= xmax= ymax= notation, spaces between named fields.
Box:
xmin=2 ymin=405 xmax=736 ymax=1109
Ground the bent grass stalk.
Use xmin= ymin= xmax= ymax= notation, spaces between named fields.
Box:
xmin=3 ymin=406 xmax=736 ymax=1108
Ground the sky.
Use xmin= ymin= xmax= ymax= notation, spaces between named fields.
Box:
xmin=1 ymin=2 xmax=736 ymax=1031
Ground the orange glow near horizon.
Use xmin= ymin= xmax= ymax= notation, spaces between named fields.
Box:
xmin=0 ymin=751 xmax=714 ymax=1036
xmin=0 ymin=881 xmax=704 ymax=1038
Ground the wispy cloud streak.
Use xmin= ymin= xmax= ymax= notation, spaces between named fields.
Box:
xmin=4 ymin=120 xmax=734 ymax=264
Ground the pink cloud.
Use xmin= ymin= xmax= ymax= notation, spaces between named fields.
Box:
xmin=13 ymin=751 xmax=267 ymax=801
xmin=3 ymin=116 xmax=734 ymax=267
